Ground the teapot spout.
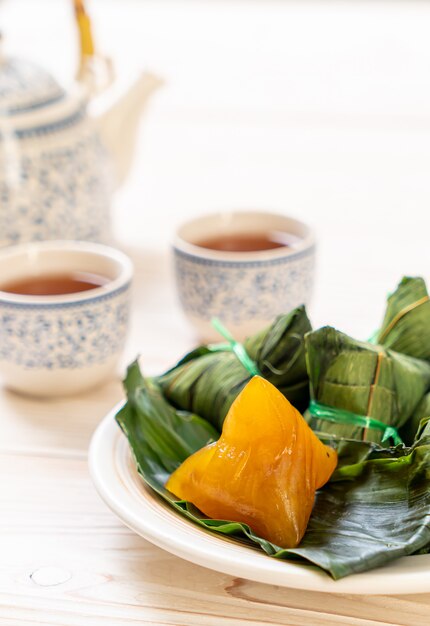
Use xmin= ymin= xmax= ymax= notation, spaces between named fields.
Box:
xmin=94 ymin=72 xmax=163 ymax=189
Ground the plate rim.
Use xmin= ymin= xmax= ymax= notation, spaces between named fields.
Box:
xmin=89 ymin=405 xmax=430 ymax=595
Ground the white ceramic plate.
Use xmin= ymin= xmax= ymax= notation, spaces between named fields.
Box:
xmin=89 ymin=407 xmax=430 ymax=595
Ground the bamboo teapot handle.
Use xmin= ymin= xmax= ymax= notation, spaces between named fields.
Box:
xmin=73 ymin=0 xmax=114 ymax=95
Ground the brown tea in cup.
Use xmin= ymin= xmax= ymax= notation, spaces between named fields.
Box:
xmin=195 ymin=231 xmax=301 ymax=252
xmin=0 ymin=272 xmax=109 ymax=296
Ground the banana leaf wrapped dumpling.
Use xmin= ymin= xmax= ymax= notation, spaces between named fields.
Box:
xmin=377 ymin=276 xmax=430 ymax=361
xmin=306 ymin=327 xmax=430 ymax=445
xmin=118 ymin=361 xmax=430 ymax=578
xmin=166 ymin=376 xmax=337 ymax=548
xmin=158 ymin=306 xmax=311 ymax=431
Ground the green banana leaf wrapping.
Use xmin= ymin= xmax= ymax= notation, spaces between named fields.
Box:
xmin=120 ymin=362 xmax=218 ymax=478
xmin=305 ymin=327 xmax=430 ymax=444
xmin=117 ymin=362 xmax=430 ymax=580
xmin=377 ymin=276 xmax=430 ymax=360
xmin=400 ymin=392 xmax=430 ymax=446
xmin=290 ymin=439 xmax=430 ymax=576
xmin=157 ymin=306 xmax=311 ymax=430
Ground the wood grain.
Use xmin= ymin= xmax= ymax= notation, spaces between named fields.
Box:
xmin=1 ymin=452 xmax=429 ymax=626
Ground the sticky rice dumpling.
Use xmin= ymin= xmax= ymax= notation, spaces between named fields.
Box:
xmin=306 ymin=327 xmax=430 ymax=444
xmin=377 ymin=276 xmax=430 ymax=361
xmin=158 ymin=306 xmax=311 ymax=430
xmin=166 ymin=376 xmax=337 ymax=548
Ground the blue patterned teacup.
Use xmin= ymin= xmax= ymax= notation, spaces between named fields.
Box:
xmin=173 ymin=211 xmax=315 ymax=341
xmin=0 ymin=241 xmax=133 ymax=396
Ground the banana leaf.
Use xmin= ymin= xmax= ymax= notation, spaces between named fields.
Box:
xmin=289 ymin=438 xmax=430 ymax=576
xmin=117 ymin=362 xmax=430 ymax=580
xmin=400 ymin=393 xmax=430 ymax=446
xmin=305 ymin=326 xmax=430 ymax=444
xmin=411 ymin=419 xmax=430 ymax=556
xmin=316 ymin=433 xmax=405 ymax=470
xmin=157 ymin=306 xmax=311 ymax=430
xmin=377 ymin=276 xmax=430 ymax=360
xmin=118 ymin=361 xmax=219 ymax=478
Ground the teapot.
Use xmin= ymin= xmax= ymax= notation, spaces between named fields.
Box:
xmin=0 ymin=2 xmax=162 ymax=247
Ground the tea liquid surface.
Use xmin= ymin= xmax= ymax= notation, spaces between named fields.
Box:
xmin=195 ymin=232 xmax=293 ymax=252
xmin=0 ymin=272 xmax=109 ymax=296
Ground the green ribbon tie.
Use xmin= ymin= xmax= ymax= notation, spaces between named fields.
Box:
xmin=367 ymin=329 xmax=380 ymax=345
xmin=309 ymin=399 xmax=403 ymax=446
xmin=209 ymin=317 xmax=261 ymax=377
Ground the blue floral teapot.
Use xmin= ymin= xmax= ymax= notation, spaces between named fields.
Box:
xmin=0 ymin=2 xmax=162 ymax=247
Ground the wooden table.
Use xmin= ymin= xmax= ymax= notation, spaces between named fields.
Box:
xmin=2 ymin=1 xmax=430 ymax=624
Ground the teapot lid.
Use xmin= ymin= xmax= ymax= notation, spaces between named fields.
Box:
xmin=0 ymin=56 xmax=65 ymax=115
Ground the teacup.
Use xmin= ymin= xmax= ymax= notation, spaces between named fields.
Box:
xmin=0 ymin=241 xmax=133 ymax=397
xmin=173 ymin=211 xmax=315 ymax=341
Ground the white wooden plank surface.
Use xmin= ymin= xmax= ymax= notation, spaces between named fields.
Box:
xmin=2 ymin=452 xmax=430 ymax=626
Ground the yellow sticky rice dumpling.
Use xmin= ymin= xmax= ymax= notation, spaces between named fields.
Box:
xmin=166 ymin=376 xmax=337 ymax=548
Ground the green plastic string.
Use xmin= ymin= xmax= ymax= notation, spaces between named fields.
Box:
xmin=367 ymin=329 xmax=380 ymax=345
xmin=209 ymin=318 xmax=261 ymax=377
xmin=309 ymin=400 xmax=403 ymax=446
